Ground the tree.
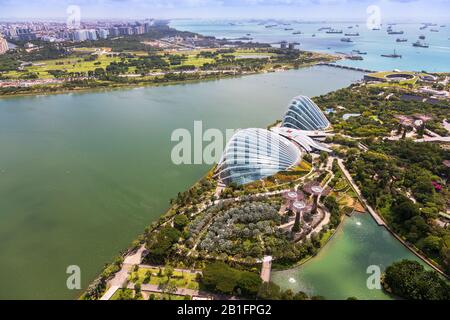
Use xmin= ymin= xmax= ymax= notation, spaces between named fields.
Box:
xmin=236 ymin=271 xmax=262 ymax=297
xmin=174 ymin=214 xmax=189 ymax=231
xmin=165 ymin=265 xmax=174 ymax=281
xmin=257 ymin=282 xmax=281 ymax=300
xmin=324 ymin=196 xmax=340 ymax=215
xmin=146 ymin=226 xmax=181 ymax=264
xmin=293 ymin=291 xmax=309 ymax=300
xmin=201 ymin=262 xmax=239 ymax=295
xmin=384 ymin=260 xmax=450 ymax=300
xmin=392 ymin=197 xmax=420 ymax=223
xmin=421 ymin=235 xmax=442 ymax=255
xmin=292 ymin=211 xmax=301 ymax=233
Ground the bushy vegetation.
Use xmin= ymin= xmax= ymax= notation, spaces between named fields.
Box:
xmin=315 ymin=86 xmax=449 ymax=138
xmin=201 ymin=262 xmax=262 ymax=297
xmin=344 ymin=139 xmax=449 ymax=272
xmin=383 ymin=260 xmax=450 ymax=300
xmin=199 ymin=202 xmax=280 ymax=257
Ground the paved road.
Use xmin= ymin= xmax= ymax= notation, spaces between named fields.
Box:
xmin=260 ymin=256 xmax=272 ymax=283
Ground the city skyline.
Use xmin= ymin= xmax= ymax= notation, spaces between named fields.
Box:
xmin=1 ymin=0 xmax=450 ymax=21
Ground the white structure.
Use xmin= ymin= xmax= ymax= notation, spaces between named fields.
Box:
xmin=282 ymin=95 xmax=330 ymax=131
xmin=271 ymin=127 xmax=332 ymax=153
xmin=0 ymin=36 xmax=9 ymax=55
xmin=216 ymin=128 xmax=302 ymax=185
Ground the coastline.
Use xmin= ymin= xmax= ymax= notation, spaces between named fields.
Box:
xmin=0 ymin=53 xmax=340 ymax=100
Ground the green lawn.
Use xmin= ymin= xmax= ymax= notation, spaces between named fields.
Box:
xmin=4 ymin=54 xmax=121 ymax=79
xmin=129 ymin=267 xmax=200 ymax=290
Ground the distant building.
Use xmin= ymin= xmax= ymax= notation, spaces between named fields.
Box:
xmin=133 ymin=25 xmax=145 ymax=35
xmin=118 ymin=26 xmax=132 ymax=36
xmin=87 ymin=30 xmax=98 ymax=41
xmin=72 ymin=30 xmax=88 ymax=42
xmin=109 ymin=27 xmax=120 ymax=37
xmin=97 ymin=29 xmax=109 ymax=39
xmin=0 ymin=36 xmax=9 ymax=55
xmin=280 ymin=41 xmax=288 ymax=49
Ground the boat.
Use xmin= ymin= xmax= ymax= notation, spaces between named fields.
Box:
xmin=352 ymin=49 xmax=367 ymax=55
xmin=413 ymin=41 xmax=429 ymax=48
xmin=326 ymin=29 xmax=343 ymax=34
xmin=381 ymin=50 xmax=402 ymax=58
xmin=430 ymin=29 xmax=439 ymax=32
xmin=341 ymin=37 xmax=353 ymax=43
xmin=284 ymin=28 xmax=294 ymax=31
xmin=347 ymin=55 xmax=363 ymax=61
xmin=345 ymin=32 xmax=360 ymax=36
xmin=388 ymin=30 xmax=404 ymax=35
xmin=440 ymin=25 xmax=446 ymax=28
xmin=265 ymin=24 xmax=277 ymax=28
xmin=419 ymin=35 xmax=426 ymax=40
xmin=371 ymin=27 xmax=381 ymax=31
xmin=312 ymin=34 xmax=316 ymax=37
xmin=396 ymin=38 xmax=408 ymax=42
xmin=292 ymin=31 xmax=302 ymax=35
xmin=318 ymin=27 xmax=331 ymax=31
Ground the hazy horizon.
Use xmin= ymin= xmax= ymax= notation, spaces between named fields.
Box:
xmin=1 ymin=0 xmax=449 ymax=22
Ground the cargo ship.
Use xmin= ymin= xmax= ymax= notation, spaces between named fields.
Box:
xmin=413 ymin=41 xmax=429 ymax=48
xmin=381 ymin=50 xmax=402 ymax=58
xmin=326 ymin=29 xmax=343 ymax=34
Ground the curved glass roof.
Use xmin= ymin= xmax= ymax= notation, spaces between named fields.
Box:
xmin=216 ymin=128 xmax=302 ymax=186
xmin=282 ymin=95 xmax=330 ymax=131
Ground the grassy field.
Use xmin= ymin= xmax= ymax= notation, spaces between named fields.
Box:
xmin=129 ymin=267 xmax=200 ymax=290
xmin=1 ymin=47 xmax=287 ymax=80
xmin=4 ymin=54 xmax=122 ymax=79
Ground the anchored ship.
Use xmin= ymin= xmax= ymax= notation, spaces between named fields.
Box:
xmin=381 ymin=50 xmax=402 ymax=58
xmin=413 ymin=41 xmax=429 ymax=48
xmin=326 ymin=29 xmax=343 ymax=34
xmin=344 ymin=32 xmax=360 ymax=36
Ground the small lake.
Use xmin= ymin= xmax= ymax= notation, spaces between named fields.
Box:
xmin=271 ymin=213 xmax=429 ymax=300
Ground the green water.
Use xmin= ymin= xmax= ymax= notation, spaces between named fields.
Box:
xmin=271 ymin=213 xmax=428 ymax=300
xmin=0 ymin=66 xmax=365 ymax=299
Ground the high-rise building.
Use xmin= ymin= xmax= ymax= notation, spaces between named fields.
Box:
xmin=133 ymin=25 xmax=145 ymax=35
xmin=98 ymin=29 xmax=109 ymax=39
xmin=109 ymin=27 xmax=119 ymax=37
xmin=72 ymin=30 xmax=88 ymax=42
xmin=118 ymin=26 xmax=132 ymax=36
xmin=0 ymin=36 xmax=9 ymax=55
xmin=87 ymin=30 xmax=98 ymax=41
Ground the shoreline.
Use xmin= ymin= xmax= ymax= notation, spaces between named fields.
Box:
xmin=0 ymin=51 xmax=340 ymax=100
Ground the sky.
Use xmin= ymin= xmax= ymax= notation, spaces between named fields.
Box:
xmin=1 ymin=0 xmax=449 ymax=21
